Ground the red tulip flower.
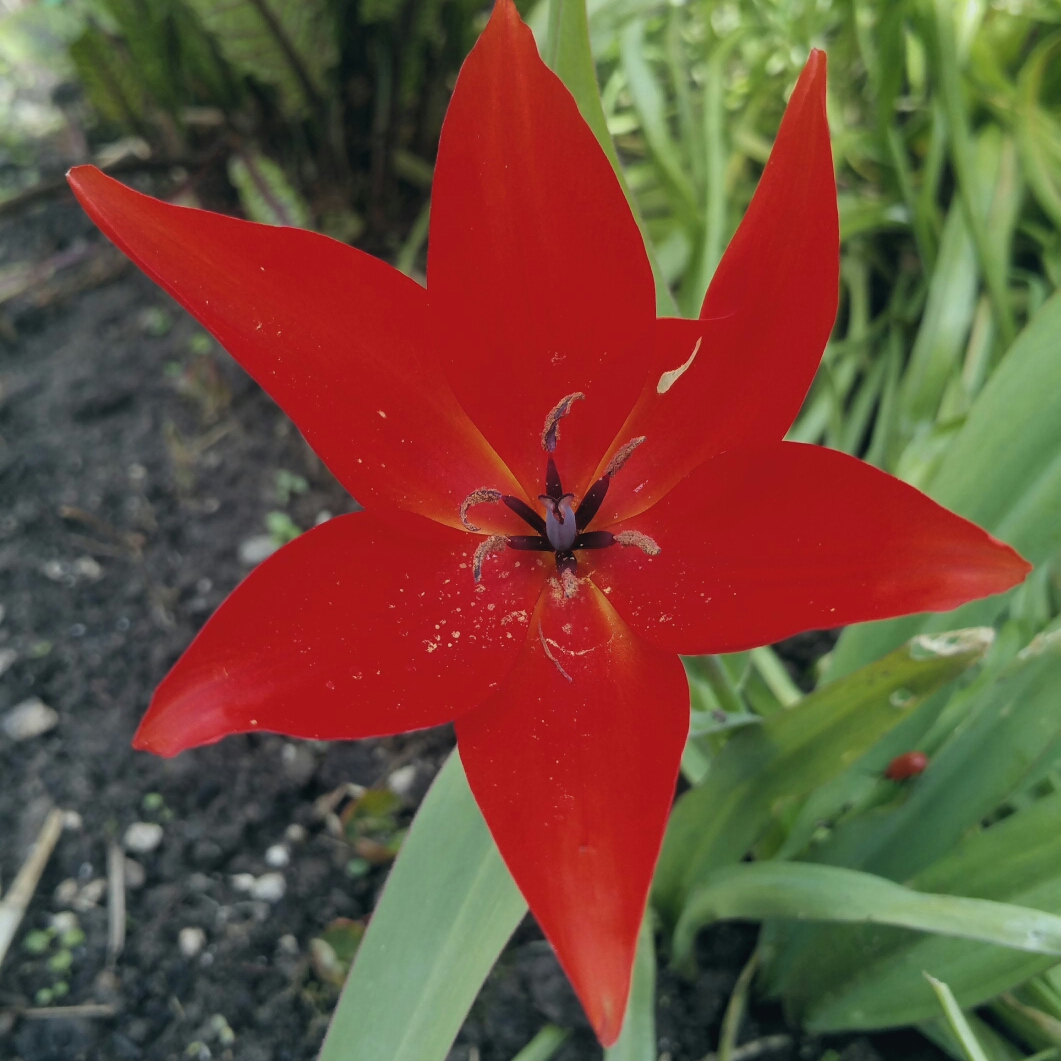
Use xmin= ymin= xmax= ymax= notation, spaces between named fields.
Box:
xmin=68 ymin=0 xmax=1029 ymax=1044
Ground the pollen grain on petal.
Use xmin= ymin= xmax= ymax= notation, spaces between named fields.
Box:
xmin=604 ymin=436 xmax=646 ymax=478
xmin=541 ymin=392 xmax=586 ymax=452
xmin=656 ymin=337 xmax=701 ymax=395
xmin=614 ymin=530 xmax=661 ymax=556
xmin=472 ymin=534 xmax=508 ymax=582
xmin=460 ymin=487 xmax=503 ymax=531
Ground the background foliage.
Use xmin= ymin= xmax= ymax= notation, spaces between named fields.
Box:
xmin=3 ymin=0 xmax=1061 ymax=1058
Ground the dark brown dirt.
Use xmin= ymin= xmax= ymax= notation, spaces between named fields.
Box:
xmin=0 ymin=193 xmax=947 ymax=1061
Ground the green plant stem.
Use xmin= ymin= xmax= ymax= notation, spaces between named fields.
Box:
xmin=717 ymin=947 xmax=759 ymax=1061
xmin=510 ymin=1025 xmax=570 ymax=1061
xmin=932 ymin=0 xmax=1015 ymax=347
xmin=543 ymin=0 xmax=677 ymax=313
xmin=925 ymin=975 xmax=991 ymax=1061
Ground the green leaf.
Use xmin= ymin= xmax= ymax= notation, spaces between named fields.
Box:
xmin=619 ymin=19 xmax=699 ymax=227
xmin=320 ymin=752 xmax=526 ymax=1061
xmin=183 ymin=0 xmax=336 ymax=117
xmin=538 ymin=0 xmax=678 ymax=314
xmin=510 ymin=1025 xmax=570 ymax=1061
xmin=69 ymin=23 xmax=151 ymax=133
xmin=605 ymin=914 xmax=656 ymax=1061
xmin=830 ymin=291 xmax=1061 ymax=678
xmin=673 ymin=861 xmax=1061 ymax=975
xmin=807 ymin=632 xmax=1061 ymax=884
xmin=926 ymin=976 xmax=992 ymax=1061
xmin=227 ymin=151 xmax=311 ymax=228
xmin=654 ymin=629 xmax=993 ymax=923
xmin=765 ymin=663 xmax=1061 ymax=1031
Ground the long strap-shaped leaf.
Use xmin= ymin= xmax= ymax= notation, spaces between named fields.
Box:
xmin=672 ymin=861 xmax=1061 ymax=973
xmin=319 ymin=752 xmax=526 ymax=1061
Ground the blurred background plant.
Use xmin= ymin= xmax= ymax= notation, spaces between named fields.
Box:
xmin=4 ymin=0 xmax=1061 ymax=1057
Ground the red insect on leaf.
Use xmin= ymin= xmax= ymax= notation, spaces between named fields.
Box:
xmin=885 ymin=750 xmax=930 ymax=781
xmin=66 ymin=0 xmax=1030 ymax=1045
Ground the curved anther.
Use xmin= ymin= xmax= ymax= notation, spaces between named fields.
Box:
xmin=472 ymin=535 xmax=508 ymax=582
xmin=460 ymin=488 xmax=502 ymax=532
xmin=541 ymin=392 xmax=585 ymax=453
xmin=614 ymin=530 xmax=661 ymax=556
xmin=604 ymin=436 xmax=646 ymax=478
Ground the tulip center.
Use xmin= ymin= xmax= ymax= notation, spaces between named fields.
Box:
xmin=461 ymin=393 xmax=660 ymax=585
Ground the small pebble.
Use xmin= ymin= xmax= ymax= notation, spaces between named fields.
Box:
xmin=54 ymin=879 xmax=79 ymax=906
xmin=123 ymin=821 xmax=163 ymax=853
xmin=277 ymin=933 xmax=299 ymax=956
xmin=230 ymin=873 xmax=256 ymax=893
xmin=62 ymin=810 xmax=83 ymax=831
xmin=1 ymin=697 xmax=58 ymax=741
xmin=73 ymin=556 xmax=102 ymax=580
xmin=73 ymin=878 xmax=107 ymax=910
xmin=179 ymin=926 xmax=207 ymax=958
xmin=280 ymin=741 xmax=316 ymax=785
xmin=0 ymin=647 xmax=16 ymax=678
xmin=284 ymin=823 xmax=307 ymax=844
xmin=124 ymin=858 xmax=146 ymax=889
xmin=250 ymin=872 xmax=286 ymax=903
xmin=387 ymin=764 xmax=417 ymax=797
xmin=210 ymin=1014 xmax=236 ymax=1046
xmin=314 ymin=510 xmax=333 ymax=525
xmin=50 ymin=911 xmax=79 ymax=934
xmin=238 ymin=535 xmax=279 ymax=566
xmin=264 ymin=844 xmax=289 ymax=868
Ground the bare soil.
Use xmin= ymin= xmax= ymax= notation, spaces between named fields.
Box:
xmin=0 ymin=193 xmax=946 ymax=1061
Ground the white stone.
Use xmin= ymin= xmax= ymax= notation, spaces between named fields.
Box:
xmin=124 ymin=858 xmax=146 ymax=889
xmin=230 ymin=873 xmax=256 ymax=893
xmin=62 ymin=810 xmax=83 ymax=831
xmin=0 ymin=648 xmax=16 ymax=678
xmin=284 ymin=823 xmax=307 ymax=844
xmin=250 ymin=872 xmax=285 ymax=903
xmin=238 ymin=535 xmax=279 ymax=566
xmin=73 ymin=878 xmax=106 ymax=910
xmin=54 ymin=879 xmax=79 ymax=906
xmin=123 ymin=821 xmax=163 ymax=853
xmin=50 ymin=911 xmax=79 ymax=934
xmin=264 ymin=844 xmax=289 ymax=868
xmin=178 ymin=926 xmax=206 ymax=958
xmin=2 ymin=698 xmax=58 ymax=741
xmin=276 ymin=933 xmax=299 ymax=956
xmin=73 ymin=556 xmax=102 ymax=580
xmin=387 ymin=764 xmax=417 ymax=797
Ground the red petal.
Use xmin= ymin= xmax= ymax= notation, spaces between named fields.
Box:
xmin=587 ymin=443 xmax=1031 ymax=654
xmin=599 ymin=52 xmax=839 ymax=523
xmin=67 ymin=166 xmax=526 ymax=531
xmin=456 ymin=582 xmax=688 ymax=1045
xmin=135 ymin=512 xmax=547 ymax=756
xmin=428 ymin=0 xmax=655 ymax=497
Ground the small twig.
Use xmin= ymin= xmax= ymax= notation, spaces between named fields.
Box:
xmin=0 ymin=155 xmax=208 ymax=218
xmin=7 ymin=1003 xmax=117 ymax=1021
xmin=107 ymin=841 xmax=126 ymax=963
xmin=0 ymin=809 xmax=65 ymax=971
xmin=704 ymin=1035 xmax=793 ymax=1061
xmin=716 ymin=947 xmax=760 ymax=1061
